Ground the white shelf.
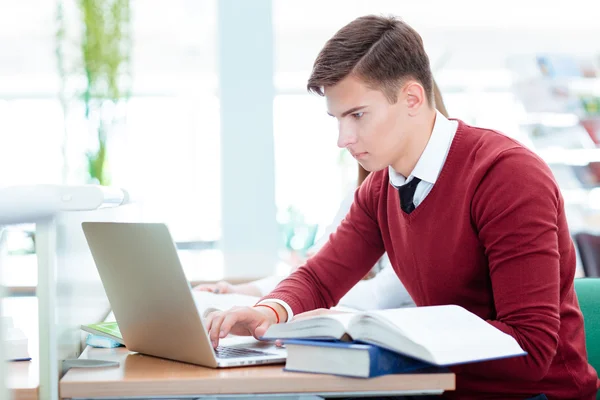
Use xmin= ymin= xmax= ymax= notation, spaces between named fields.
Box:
xmin=515 ymin=76 xmax=600 ymax=95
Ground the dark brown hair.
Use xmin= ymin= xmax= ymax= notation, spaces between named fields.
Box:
xmin=356 ymin=78 xmax=449 ymax=186
xmin=433 ymin=79 xmax=448 ymax=118
xmin=308 ymin=15 xmax=433 ymax=105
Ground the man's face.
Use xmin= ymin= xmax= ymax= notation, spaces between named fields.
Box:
xmin=325 ymin=75 xmax=411 ymax=172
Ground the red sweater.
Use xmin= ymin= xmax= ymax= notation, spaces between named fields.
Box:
xmin=265 ymin=121 xmax=599 ymax=399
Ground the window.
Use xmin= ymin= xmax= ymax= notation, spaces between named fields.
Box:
xmin=0 ymin=0 xmax=219 ymax=288
xmin=0 ymin=0 xmax=220 ymax=243
xmin=274 ymin=95 xmax=356 ymax=232
xmin=111 ymin=95 xmax=221 ymax=242
xmin=0 ymin=99 xmax=64 ymax=185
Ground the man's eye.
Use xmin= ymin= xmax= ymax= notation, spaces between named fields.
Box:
xmin=352 ymin=112 xmax=364 ymax=119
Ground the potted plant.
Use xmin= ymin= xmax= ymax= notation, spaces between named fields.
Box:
xmin=56 ymin=0 xmax=132 ymax=185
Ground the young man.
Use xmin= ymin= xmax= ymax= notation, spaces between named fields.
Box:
xmin=206 ymin=15 xmax=599 ymax=399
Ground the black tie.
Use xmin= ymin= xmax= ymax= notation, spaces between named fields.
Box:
xmin=398 ymin=177 xmax=421 ymax=214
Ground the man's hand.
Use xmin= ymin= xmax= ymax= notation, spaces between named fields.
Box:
xmin=205 ymin=303 xmax=287 ymax=348
xmin=193 ymin=280 xmax=237 ymax=294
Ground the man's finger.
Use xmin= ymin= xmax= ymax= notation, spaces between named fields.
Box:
xmin=219 ymin=313 xmax=241 ymax=338
xmin=254 ymin=319 xmax=271 ymax=339
xmin=205 ymin=312 xmax=216 ymax=333
xmin=215 ymin=281 xmax=230 ymax=294
xmin=208 ymin=313 xmax=225 ymax=348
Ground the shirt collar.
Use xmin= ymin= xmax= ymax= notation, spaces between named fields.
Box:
xmin=389 ymin=111 xmax=458 ymax=187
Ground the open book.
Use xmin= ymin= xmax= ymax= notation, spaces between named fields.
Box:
xmin=263 ymin=305 xmax=526 ymax=366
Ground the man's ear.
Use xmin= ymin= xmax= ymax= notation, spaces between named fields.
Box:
xmin=403 ymin=81 xmax=426 ymax=116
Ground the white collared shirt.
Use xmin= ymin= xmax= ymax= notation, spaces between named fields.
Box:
xmin=263 ymin=111 xmax=459 ymax=321
xmin=388 ymin=111 xmax=458 ymax=206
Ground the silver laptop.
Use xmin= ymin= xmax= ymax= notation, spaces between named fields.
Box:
xmin=81 ymin=221 xmax=286 ymax=368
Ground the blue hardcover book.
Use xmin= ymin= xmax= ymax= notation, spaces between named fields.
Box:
xmin=283 ymin=339 xmax=434 ymax=378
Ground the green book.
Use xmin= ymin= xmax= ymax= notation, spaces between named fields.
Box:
xmin=81 ymin=322 xmax=124 ymax=345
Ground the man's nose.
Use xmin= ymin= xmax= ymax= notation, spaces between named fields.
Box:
xmin=337 ymin=126 xmax=357 ymax=149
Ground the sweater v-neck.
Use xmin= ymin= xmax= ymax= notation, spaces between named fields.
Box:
xmin=389 ymin=119 xmax=466 ymax=222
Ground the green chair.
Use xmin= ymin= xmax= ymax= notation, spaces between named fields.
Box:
xmin=574 ymin=278 xmax=600 ymax=399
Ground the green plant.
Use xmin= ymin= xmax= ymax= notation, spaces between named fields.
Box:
xmin=56 ymin=0 xmax=132 ymax=185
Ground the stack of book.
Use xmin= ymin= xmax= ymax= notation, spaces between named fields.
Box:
xmin=81 ymin=321 xmax=124 ymax=348
xmin=261 ymin=305 xmax=527 ymax=378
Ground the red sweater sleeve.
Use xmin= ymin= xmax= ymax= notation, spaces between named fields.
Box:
xmin=457 ymin=148 xmax=562 ymax=381
xmin=261 ymin=173 xmax=386 ymax=315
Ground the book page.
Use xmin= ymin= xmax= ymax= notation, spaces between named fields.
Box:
xmin=366 ymin=305 xmax=525 ymax=365
xmin=262 ymin=310 xmax=358 ymax=340
xmin=318 ymin=311 xmax=358 ymax=330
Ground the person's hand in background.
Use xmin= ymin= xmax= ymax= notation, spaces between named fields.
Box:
xmin=193 ymin=280 xmax=238 ymax=294
xmin=193 ymin=280 xmax=263 ymax=297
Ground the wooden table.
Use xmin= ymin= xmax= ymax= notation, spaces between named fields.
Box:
xmin=5 ymin=297 xmax=39 ymax=400
xmin=60 ymin=346 xmax=454 ymax=399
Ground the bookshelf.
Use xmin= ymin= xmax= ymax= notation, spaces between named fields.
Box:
xmin=509 ymin=54 xmax=600 ymax=238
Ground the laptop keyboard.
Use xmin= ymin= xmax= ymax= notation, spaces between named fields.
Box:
xmin=215 ymin=346 xmax=275 ymax=359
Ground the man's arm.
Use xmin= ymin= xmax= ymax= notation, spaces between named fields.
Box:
xmin=261 ymin=173 xmax=387 ymax=318
xmin=456 ymin=148 xmax=564 ymax=381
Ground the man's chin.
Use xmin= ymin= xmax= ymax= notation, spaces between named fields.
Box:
xmin=359 ymin=162 xmax=387 ymax=173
